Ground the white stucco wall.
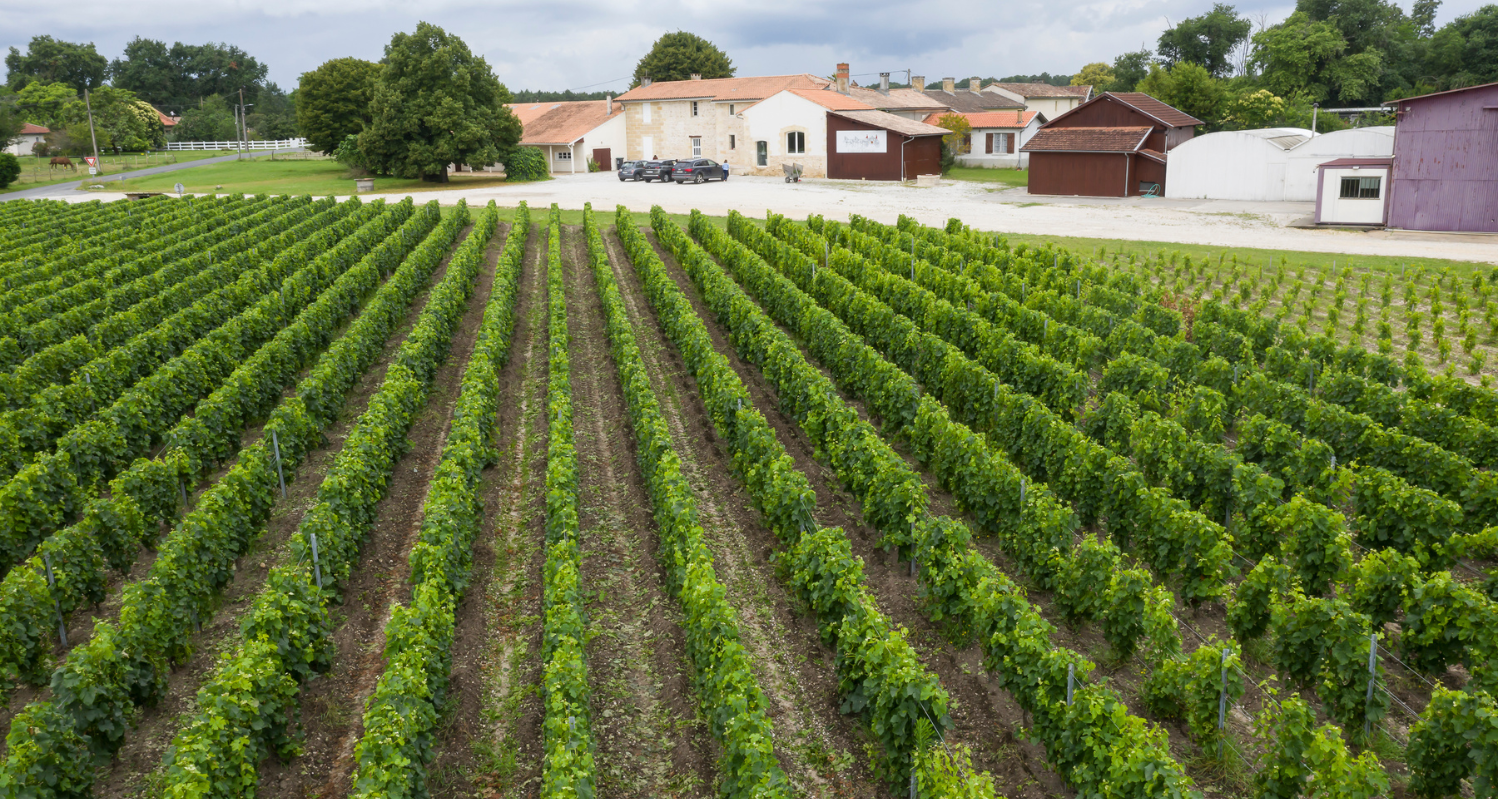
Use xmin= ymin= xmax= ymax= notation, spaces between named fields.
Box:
xmin=1317 ymin=166 xmax=1390 ymax=225
xmin=740 ymin=92 xmax=830 ymax=178
xmin=6 ymin=133 xmax=46 ymax=157
xmin=956 ymin=118 xmax=1043 ymax=168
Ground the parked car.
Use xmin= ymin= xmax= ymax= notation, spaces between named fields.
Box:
xmin=617 ymin=160 xmax=647 ymax=181
xmin=639 ymin=159 xmax=677 ymax=182
xmin=671 ymin=158 xmax=728 ymax=183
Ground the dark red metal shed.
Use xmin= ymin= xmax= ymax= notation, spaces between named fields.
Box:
xmin=825 ymin=110 xmax=946 ymax=181
xmin=1021 ymin=92 xmax=1199 ymax=197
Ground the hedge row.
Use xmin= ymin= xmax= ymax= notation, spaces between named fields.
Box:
xmin=159 ymin=200 xmax=484 ymax=796
xmin=585 ymin=204 xmax=790 ymax=796
xmin=349 ymin=200 xmax=522 ymax=799
xmin=0 ymin=200 xmax=459 ymax=798
xmin=539 ymin=204 xmax=596 ymax=796
xmin=663 ymin=208 xmax=1196 ymax=796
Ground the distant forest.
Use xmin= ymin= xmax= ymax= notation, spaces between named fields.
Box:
xmin=510 ymin=89 xmax=613 ymax=103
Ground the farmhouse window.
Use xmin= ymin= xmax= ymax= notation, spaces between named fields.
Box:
xmin=643 ymin=103 xmax=651 ymax=123
xmin=556 ymin=151 xmax=571 ymax=160
xmin=692 ymin=101 xmax=699 ymax=117
xmin=729 ymin=135 xmax=736 ymax=149
xmin=757 ymin=141 xmax=767 ymax=166
xmin=691 ymin=137 xmax=702 ymax=157
xmin=1339 ymin=176 xmax=1381 ymax=199
xmin=729 ymin=104 xmax=735 ymax=114
xmin=787 ymin=131 xmax=805 ymax=154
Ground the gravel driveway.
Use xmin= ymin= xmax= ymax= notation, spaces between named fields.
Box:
xmin=48 ymin=172 xmax=1498 ymax=264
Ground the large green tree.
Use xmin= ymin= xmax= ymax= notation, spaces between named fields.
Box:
xmin=1136 ymin=62 xmax=1225 ymax=124
xmin=631 ymin=32 xmax=734 ymax=86
xmin=172 ymin=94 xmax=237 ymax=142
xmin=1111 ymin=50 xmax=1156 ymax=92
xmin=297 ymin=58 xmax=380 ymax=153
xmin=1251 ymin=12 xmax=1349 ymax=101
xmin=5 ymin=36 xmax=107 ymax=92
xmin=1427 ymin=5 xmax=1498 ymax=88
xmin=359 ymin=22 xmax=521 ymax=182
xmin=1071 ymin=62 xmax=1116 ymax=93
xmin=109 ymin=39 xmax=269 ymax=110
xmin=1158 ymin=3 xmax=1254 ymax=77
xmin=15 ymin=81 xmax=83 ymax=129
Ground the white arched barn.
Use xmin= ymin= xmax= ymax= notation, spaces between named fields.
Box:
xmin=1166 ymin=127 xmax=1394 ymax=202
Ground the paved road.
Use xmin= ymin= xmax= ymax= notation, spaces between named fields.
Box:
xmin=0 ymin=148 xmax=307 ymax=201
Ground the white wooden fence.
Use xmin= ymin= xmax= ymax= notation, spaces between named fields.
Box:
xmin=163 ymin=138 xmax=309 ymax=151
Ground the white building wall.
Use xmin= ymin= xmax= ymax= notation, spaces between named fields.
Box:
xmin=740 ymin=92 xmax=830 ymax=178
xmin=1167 ymin=126 xmax=1394 ymax=201
xmin=1317 ymin=166 xmax=1390 ymax=225
xmin=578 ymin=112 xmax=627 ymax=171
xmin=6 ymin=133 xmax=46 ymax=157
xmin=956 ymin=118 xmax=1043 ymax=168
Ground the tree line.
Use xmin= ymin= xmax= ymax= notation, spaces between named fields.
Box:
xmin=1068 ymin=0 xmax=1497 ymax=131
xmin=1 ymin=34 xmax=297 ymax=155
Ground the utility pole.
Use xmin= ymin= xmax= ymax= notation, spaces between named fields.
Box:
xmin=237 ymin=87 xmax=246 ymax=160
xmin=83 ymin=88 xmax=102 ymax=174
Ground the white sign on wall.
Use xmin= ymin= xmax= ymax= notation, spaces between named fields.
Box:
xmin=836 ymin=130 xmax=887 ymax=154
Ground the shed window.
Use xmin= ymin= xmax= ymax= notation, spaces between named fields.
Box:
xmin=692 ymin=101 xmax=700 ymax=117
xmin=787 ymin=131 xmax=805 ymax=154
xmin=1339 ymin=176 xmax=1381 ymax=199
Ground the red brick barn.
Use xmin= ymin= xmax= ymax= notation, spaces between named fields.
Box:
xmin=1021 ymin=92 xmax=1201 ymax=197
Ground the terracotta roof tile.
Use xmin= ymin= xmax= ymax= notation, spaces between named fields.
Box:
xmin=18 ymin=123 xmax=49 ymax=135
xmin=1021 ymin=126 xmax=1153 ymax=152
xmin=615 ymin=74 xmax=829 ymax=103
xmin=506 ymin=100 xmax=622 ymax=145
xmin=788 ymin=89 xmax=875 ymax=111
xmin=1105 ymin=92 xmax=1203 ymax=127
xmin=1138 ymin=148 xmax=1167 ymax=163
xmin=922 ymin=110 xmax=1038 ymax=128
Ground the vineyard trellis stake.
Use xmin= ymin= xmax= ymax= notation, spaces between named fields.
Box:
xmin=1365 ymin=633 xmax=1378 ymax=736
xmin=1066 ymin=662 xmax=1075 ymax=705
xmin=271 ymin=429 xmax=286 ymax=498
xmin=42 ymin=553 xmax=65 ymax=647
xmin=310 ymin=531 xmax=323 ymax=589
xmin=1218 ymin=646 xmax=1230 ymax=757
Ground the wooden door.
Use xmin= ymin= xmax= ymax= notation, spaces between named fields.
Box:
xmin=592 ymin=148 xmax=612 ymax=169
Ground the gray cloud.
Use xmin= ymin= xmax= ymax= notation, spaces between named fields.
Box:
xmin=1 ymin=0 xmax=1487 ymax=93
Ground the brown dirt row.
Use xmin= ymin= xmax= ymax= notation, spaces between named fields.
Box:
xmin=426 ymin=222 xmax=549 ymax=799
xmin=259 ymin=223 xmax=505 ymax=799
xmin=633 ymin=226 xmax=1070 ymax=798
xmin=559 ymin=224 xmax=718 ymax=796
xmin=85 ymin=224 xmax=482 ymax=799
xmin=598 ymin=226 xmax=883 ymax=797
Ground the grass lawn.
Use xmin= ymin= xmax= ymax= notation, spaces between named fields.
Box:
xmin=1 ymin=151 xmax=227 ymax=194
xmin=100 ymin=155 xmax=530 ymax=197
xmin=994 ymin=231 xmax=1493 ymax=276
xmin=945 ymin=166 xmax=1029 ymax=187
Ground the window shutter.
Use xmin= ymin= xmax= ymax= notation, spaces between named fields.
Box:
xmin=985 ymin=133 xmax=993 ymax=154
xmin=1007 ymin=133 xmax=1015 ymax=154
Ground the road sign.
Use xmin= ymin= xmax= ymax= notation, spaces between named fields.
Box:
xmin=174 ymin=182 xmax=185 ymax=196
xmin=83 ymin=156 xmax=98 ymax=167
xmin=88 ymin=167 xmax=97 ymax=176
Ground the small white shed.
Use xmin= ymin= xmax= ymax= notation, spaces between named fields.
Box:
xmin=1166 ymin=126 xmax=1394 ymax=201
xmin=6 ymin=124 xmax=49 ymax=157
xmin=1315 ymin=157 xmax=1392 ymax=226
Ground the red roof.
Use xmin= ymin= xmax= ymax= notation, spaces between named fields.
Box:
xmin=1104 ymin=93 xmax=1202 ymax=127
xmin=616 ymin=74 xmax=829 ymax=103
xmin=506 ymin=100 xmax=622 ymax=145
xmin=922 ymin=110 xmax=1038 ymax=129
xmin=154 ymin=108 xmax=177 ymax=127
xmin=1138 ymin=148 xmax=1167 ymax=164
xmin=788 ymin=89 xmax=875 ymax=111
xmin=18 ymin=123 xmax=48 ymax=135
xmin=1021 ymin=126 xmax=1153 ymax=152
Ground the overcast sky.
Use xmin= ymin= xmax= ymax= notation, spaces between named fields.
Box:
xmin=3 ymin=0 xmax=1489 ymax=94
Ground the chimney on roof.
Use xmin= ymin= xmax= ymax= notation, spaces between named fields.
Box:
xmin=970 ymin=76 xmax=983 ymax=94
xmin=642 ymin=76 xmax=652 ymax=87
xmin=606 ymin=94 xmax=613 ymax=114
xmin=942 ymin=77 xmax=954 ymax=93
xmin=690 ymin=73 xmax=702 ymax=80
xmin=911 ymin=75 xmax=925 ymax=92
xmin=835 ymin=62 xmax=850 ymax=94
xmin=879 ymin=72 xmax=890 ymax=94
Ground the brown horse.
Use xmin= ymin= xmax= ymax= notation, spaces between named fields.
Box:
xmin=49 ymin=156 xmax=75 ymax=171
